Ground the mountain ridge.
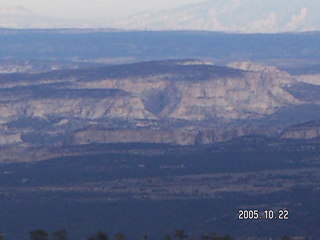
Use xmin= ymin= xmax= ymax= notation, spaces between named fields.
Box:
xmin=0 ymin=59 xmax=319 ymax=150
xmin=112 ymin=0 xmax=320 ymax=33
xmin=2 ymin=1 xmax=320 ymax=32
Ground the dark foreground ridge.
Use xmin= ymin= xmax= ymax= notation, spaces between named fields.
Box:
xmin=0 ymin=139 xmax=319 ymax=239
xmin=0 ymin=228 xmax=306 ymax=240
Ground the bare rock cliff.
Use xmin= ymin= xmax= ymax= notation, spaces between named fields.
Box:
xmin=281 ymin=121 xmax=320 ymax=139
xmin=0 ymin=60 xmax=315 ymax=147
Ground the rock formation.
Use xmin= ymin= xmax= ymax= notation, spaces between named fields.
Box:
xmin=0 ymin=59 xmax=319 ymax=148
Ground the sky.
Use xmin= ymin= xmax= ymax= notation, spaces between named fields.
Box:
xmin=1 ymin=0 xmax=319 ymax=32
xmin=0 ymin=0 xmax=208 ymax=19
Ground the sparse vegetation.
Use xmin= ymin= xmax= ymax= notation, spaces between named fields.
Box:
xmin=88 ymin=231 xmax=109 ymax=240
xmin=52 ymin=230 xmax=68 ymax=240
xmin=0 ymin=229 xmax=300 ymax=240
xmin=29 ymin=230 xmax=48 ymax=240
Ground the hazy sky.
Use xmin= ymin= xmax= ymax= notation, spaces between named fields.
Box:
xmin=0 ymin=0 xmax=207 ymax=19
xmin=1 ymin=0 xmax=319 ymax=32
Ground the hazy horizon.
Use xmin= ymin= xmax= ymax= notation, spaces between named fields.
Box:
xmin=0 ymin=0 xmax=206 ymax=19
xmin=1 ymin=0 xmax=320 ymax=33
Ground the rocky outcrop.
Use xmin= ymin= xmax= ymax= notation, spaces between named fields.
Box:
xmin=296 ymin=74 xmax=320 ymax=85
xmin=15 ymin=96 xmax=153 ymax=121
xmin=228 ymin=62 xmax=287 ymax=74
xmin=0 ymin=59 xmax=316 ymax=147
xmin=0 ymin=131 xmax=22 ymax=144
xmin=69 ymin=128 xmax=215 ymax=146
xmin=281 ymin=121 xmax=320 ymax=139
xmin=71 ymin=60 xmax=298 ymax=121
xmin=0 ymin=60 xmax=298 ymax=124
xmin=0 ymin=60 xmax=85 ymax=74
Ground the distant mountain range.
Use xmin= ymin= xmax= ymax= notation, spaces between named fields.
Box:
xmin=1 ymin=0 xmax=320 ymax=32
xmin=0 ymin=5 xmax=109 ymax=29
xmin=113 ymin=0 xmax=320 ymax=32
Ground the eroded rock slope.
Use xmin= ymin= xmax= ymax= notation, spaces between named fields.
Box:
xmin=0 ymin=59 xmax=319 ymax=148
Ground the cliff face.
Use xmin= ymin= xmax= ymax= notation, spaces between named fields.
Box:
xmin=0 ymin=59 xmax=316 ymax=147
xmin=59 ymin=60 xmax=298 ymax=121
xmin=281 ymin=121 xmax=320 ymax=140
xmin=0 ymin=94 xmax=155 ymax=124
xmin=0 ymin=60 xmax=297 ymax=122
xmin=69 ymin=128 xmax=215 ymax=146
xmin=0 ymin=59 xmax=85 ymax=74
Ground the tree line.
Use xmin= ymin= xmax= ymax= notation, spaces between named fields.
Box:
xmin=0 ymin=229 xmax=297 ymax=240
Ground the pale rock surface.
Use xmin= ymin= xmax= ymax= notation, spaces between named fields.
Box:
xmin=0 ymin=60 xmax=313 ymax=147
